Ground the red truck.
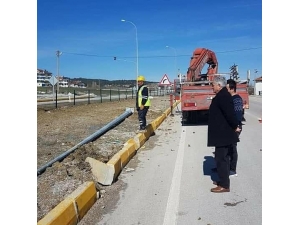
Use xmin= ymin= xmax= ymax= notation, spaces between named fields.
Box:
xmin=177 ymin=48 xmax=249 ymax=124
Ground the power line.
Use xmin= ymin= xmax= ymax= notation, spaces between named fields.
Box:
xmin=62 ymin=47 xmax=261 ymax=59
xmin=216 ymin=47 xmax=262 ymax=53
xmin=63 ymin=52 xmax=115 ymax=58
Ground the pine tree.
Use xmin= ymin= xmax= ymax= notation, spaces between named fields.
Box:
xmin=229 ymin=64 xmax=239 ymax=81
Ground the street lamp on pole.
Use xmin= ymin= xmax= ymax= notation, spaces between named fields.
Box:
xmin=166 ymin=45 xmax=178 ymax=80
xmin=121 ymin=19 xmax=138 ymax=92
xmin=254 ymin=69 xmax=258 ymax=86
xmin=56 ymin=50 xmax=62 ymax=93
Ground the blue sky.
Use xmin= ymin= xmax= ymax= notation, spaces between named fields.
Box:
xmin=37 ymin=0 xmax=262 ymax=83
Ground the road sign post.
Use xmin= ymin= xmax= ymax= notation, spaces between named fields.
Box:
xmin=47 ymin=76 xmax=58 ymax=101
xmin=159 ymin=74 xmax=172 ymax=96
xmin=159 ymin=74 xmax=171 ymax=86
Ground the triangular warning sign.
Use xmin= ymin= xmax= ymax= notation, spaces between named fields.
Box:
xmin=159 ymin=74 xmax=171 ymax=85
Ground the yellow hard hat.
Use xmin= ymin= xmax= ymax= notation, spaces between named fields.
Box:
xmin=137 ymin=75 xmax=145 ymax=81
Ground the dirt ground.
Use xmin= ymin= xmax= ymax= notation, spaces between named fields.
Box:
xmin=37 ymin=96 xmax=173 ymax=222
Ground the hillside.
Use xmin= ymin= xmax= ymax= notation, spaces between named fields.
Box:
xmin=67 ymin=78 xmax=159 ymax=88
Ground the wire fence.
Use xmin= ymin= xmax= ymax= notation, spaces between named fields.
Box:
xmin=37 ymin=87 xmax=174 ymax=110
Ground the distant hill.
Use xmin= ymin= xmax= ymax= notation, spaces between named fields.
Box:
xmin=38 ymin=69 xmax=159 ymax=88
xmin=68 ymin=77 xmax=158 ymax=88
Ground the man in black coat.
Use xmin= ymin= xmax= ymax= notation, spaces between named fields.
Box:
xmin=208 ymin=76 xmax=241 ymax=193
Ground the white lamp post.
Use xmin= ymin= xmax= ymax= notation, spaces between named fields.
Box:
xmin=166 ymin=45 xmax=178 ymax=80
xmin=121 ymin=19 xmax=138 ymax=91
xmin=56 ymin=50 xmax=62 ymax=93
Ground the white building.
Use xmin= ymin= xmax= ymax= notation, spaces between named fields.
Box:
xmin=37 ymin=69 xmax=71 ymax=87
xmin=58 ymin=79 xmax=69 ymax=87
xmin=254 ymin=76 xmax=262 ymax=95
xmin=37 ymin=69 xmax=52 ymax=87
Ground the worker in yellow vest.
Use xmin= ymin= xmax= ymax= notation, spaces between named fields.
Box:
xmin=136 ymin=75 xmax=151 ymax=132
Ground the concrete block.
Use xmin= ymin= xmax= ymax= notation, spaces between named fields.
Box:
xmin=85 ymin=157 xmax=115 ymax=185
xmin=118 ymin=148 xmax=130 ymax=168
xmin=107 ymin=153 xmax=122 ymax=181
xmin=134 ymin=133 xmax=146 ymax=147
xmin=123 ymin=140 xmax=137 ymax=160
xmin=164 ymin=108 xmax=171 ymax=115
xmin=150 ymin=119 xmax=158 ymax=130
xmin=146 ymin=124 xmax=155 ymax=137
xmin=37 ymin=198 xmax=77 ymax=225
xmin=67 ymin=181 xmax=97 ymax=220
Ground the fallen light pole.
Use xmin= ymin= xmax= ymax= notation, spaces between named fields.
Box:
xmin=37 ymin=108 xmax=134 ymax=176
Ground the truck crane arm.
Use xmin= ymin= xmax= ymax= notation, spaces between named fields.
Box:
xmin=186 ymin=48 xmax=218 ymax=82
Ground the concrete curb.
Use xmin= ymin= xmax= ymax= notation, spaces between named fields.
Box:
xmin=37 ymin=100 xmax=180 ymax=225
xmin=37 ymin=181 xmax=97 ymax=225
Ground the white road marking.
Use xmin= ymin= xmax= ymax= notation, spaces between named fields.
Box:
xmin=163 ymin=127 xmax=186 ymax=225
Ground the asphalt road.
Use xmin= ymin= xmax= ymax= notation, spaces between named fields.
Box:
xmin=85 ymin=96 xmax=262 ymax=225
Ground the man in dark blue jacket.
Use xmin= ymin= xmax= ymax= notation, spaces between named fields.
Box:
xmin=208 ymin=76 xmax=241 ymax=193
xmin=226 ymin=79 xmax=244 ymax=177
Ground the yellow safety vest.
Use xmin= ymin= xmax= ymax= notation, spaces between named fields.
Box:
xmin=138 ymin=85 xmax=151 ymax=107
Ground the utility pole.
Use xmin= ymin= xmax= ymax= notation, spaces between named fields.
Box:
xmin=254 ymin=69 xmax=258 ymax=81
xmin=254 ymin=69 xmax=258 ymax=94
xmin=121 ymin=19 xmax=139 ymax=93
xmin=166 ymin=45 xmax=177 ymax=81
xmin=56 ymin=50 xmax=62 ymax=94
xmin=247 ymin=70 xmax=251 ymax=85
